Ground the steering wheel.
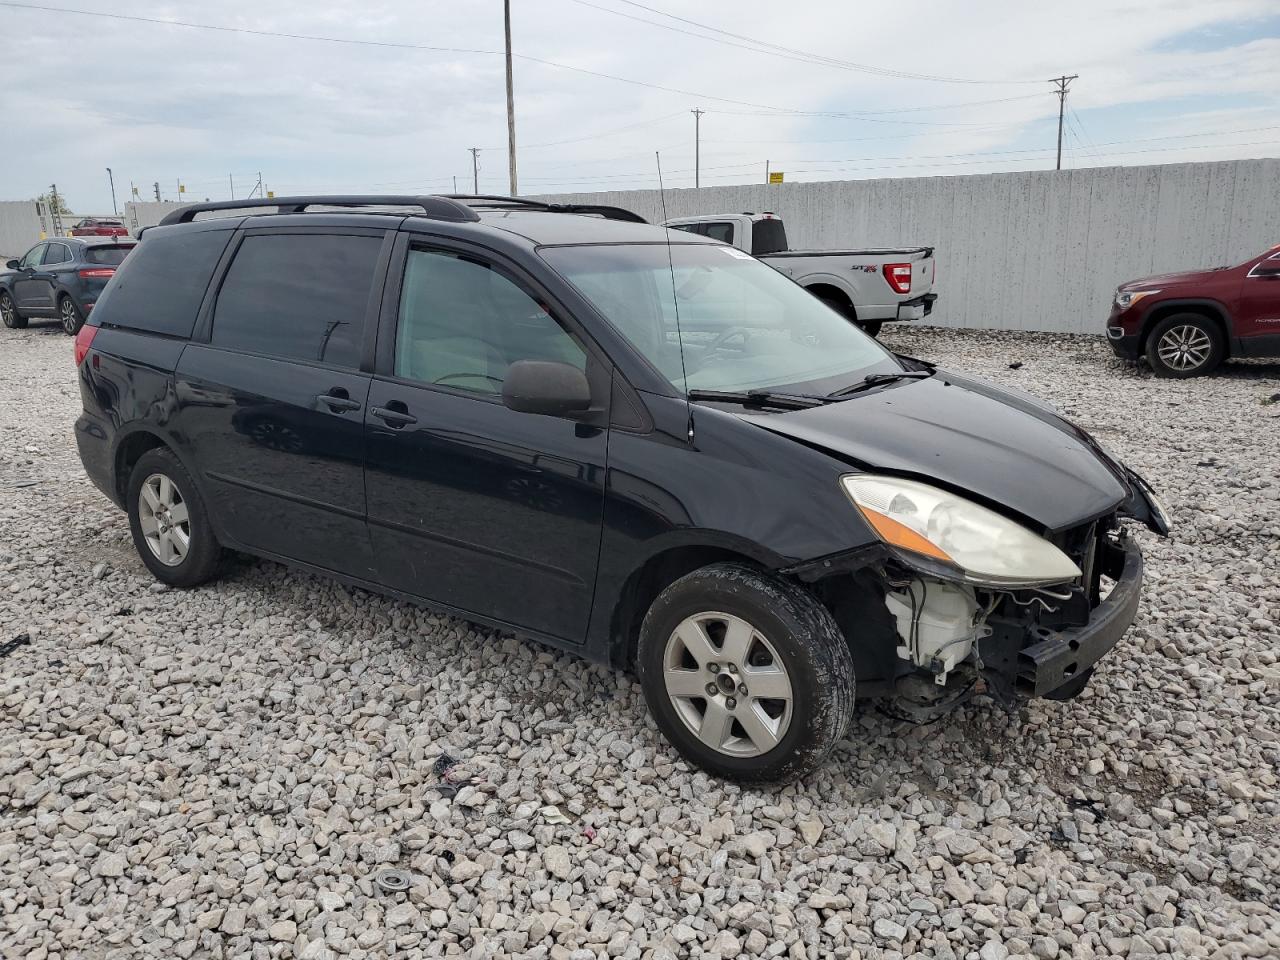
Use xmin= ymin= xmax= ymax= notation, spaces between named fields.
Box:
xmin=433 ymin=372 xmax=504 ymax=391
xmin=696 ymin=326 xmax=752 ymax=366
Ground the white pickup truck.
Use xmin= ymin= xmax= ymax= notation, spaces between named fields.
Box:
xmin=664 ymin=212 xmax=937 ymax=337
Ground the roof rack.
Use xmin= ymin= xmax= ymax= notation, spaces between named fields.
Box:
xmin=157 ymin=195 xmax=481 ymax=227
xmin=444 ymin=194 xmax=648 ymax=224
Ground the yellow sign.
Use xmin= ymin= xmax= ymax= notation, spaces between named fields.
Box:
xmin=769 ymin=171 xmax=784 ymax=184
xmin=266 ymin=190 xmax=275 ymax=199
xmin=179 ymin=184 xmax=186 ymax=193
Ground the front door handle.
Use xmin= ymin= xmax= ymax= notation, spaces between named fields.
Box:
xmin=317 ymin=391 xmax=361 ymax=413
xmin=371 ymin=403 xmax=418 ymax=427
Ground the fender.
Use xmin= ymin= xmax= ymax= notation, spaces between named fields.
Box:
xmin=797 ymin=271 xmax=860 ymax=304
xmin=1138 ymin=297 xmax=1235 ymax=340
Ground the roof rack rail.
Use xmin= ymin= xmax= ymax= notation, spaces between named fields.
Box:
xmin=443 ymin=194 xmax=647 ymax=224
xmin=157 ymin=195 xmax=481 ymax=227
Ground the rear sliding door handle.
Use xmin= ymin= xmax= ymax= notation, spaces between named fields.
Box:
xmin=371 ymin=404 xmax=418 ymax=427
xmin=317 ymin=393 xmax=362 ymax=413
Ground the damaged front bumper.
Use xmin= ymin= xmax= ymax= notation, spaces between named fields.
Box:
xmin=980 ymin=531 xmax=1143 ymax=702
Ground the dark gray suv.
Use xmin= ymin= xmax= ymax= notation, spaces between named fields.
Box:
xmin=1 ymin=236 xmax=135 ymax=334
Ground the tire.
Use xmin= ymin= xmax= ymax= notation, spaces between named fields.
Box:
xmin=818 ymin=293 xmax=880 ymax=338
xmin=636 ymin=562 xmax=855 ymax=783
xmin=857 ymin=319 xmax=883 ymax=338
xmin=1145 ymin=313 xmax=1224 ymax=378
xmin=58 ymin=294 xmax=84 ymax=335
xmin=0 ymin=291 xmax=26 ymax=329
xmin=126 ymin=447 xmax=223 ymax=587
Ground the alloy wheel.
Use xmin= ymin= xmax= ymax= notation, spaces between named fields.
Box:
xmin=1156 ymin=324 xmax=1212 ymax=371
xmin=137 ymin=473 xmax=191 ymax=566
xmin=662 ymin=611 xmax=793 ymax=758
xmin=0 ymin=295 xmax=14 ymax=328
xmin=60 ymin=298 xmax=78 ymax=333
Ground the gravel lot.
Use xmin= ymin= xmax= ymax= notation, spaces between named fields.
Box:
xmin=1 ymin=319 xmax=1278 ymax=960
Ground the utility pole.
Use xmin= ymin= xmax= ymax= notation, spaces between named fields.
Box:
xmin=453 ymin=176 xmax=458 ymax=193
xmin=691 ymin=108 xmax=704 ymax=189
xmin=504 ymin=0 xmax=518 ymax=195
xmin=469 ymin=148 xmax=480 ymax=193
xmin=765 ymin=160 xmax=769 ymax=185
xmin=106 ymin=168 xmax=118 ymax=215
xmin=153 ymin=182 xmax=161 ymax=202
xmin=229 ymin=173 xmax=235 ymax=200
xmin=1049 ymin=74 xmax=1078 ymax=171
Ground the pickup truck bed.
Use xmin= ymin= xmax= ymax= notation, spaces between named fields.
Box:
xmin=664 ymin=212 xmax=937 ymax=337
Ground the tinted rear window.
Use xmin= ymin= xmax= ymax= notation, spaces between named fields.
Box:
xmin=91 ymin=229 xmax=231 ymax=337
xmin=210 ymin=233 xmax=381 ymax=369
xmin=85 ymin=246 xmax=133 ymax=265
xmin=751 ymin=219 xmax=788 ymax=255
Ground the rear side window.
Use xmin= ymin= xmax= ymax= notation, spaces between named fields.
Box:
xmin=44 ymin=243 xmax=71 ymax=265
xmin=92 ymin=229 xmax=231 ymax=337
xmin=211 ymin=233 xmax=381 ymax=369
xmin=85 ymin=246 xmax=133 ymax=265
xmin=751 ymin=219 xmax=788 ymax=255
xmin=702 ymin=222 xmax=735 ymax=245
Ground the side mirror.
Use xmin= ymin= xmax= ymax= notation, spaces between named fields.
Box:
xmin=4 ymin=259 xmax=18 ymax=269
xmin=502 ymin=360 xmax=591 ymax=417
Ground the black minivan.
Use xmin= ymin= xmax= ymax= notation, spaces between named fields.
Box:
xmin=74 ymin=195 xmax=1167 ymax=782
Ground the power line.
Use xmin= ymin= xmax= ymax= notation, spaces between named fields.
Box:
xmin=591 ymin=0 xmax=1044 ymax=84
xmin=0 ymin=1 xmax=1028 ymax=119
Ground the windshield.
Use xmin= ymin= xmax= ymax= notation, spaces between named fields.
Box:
xmin=541 ymin=242 xmax=901 ymax=394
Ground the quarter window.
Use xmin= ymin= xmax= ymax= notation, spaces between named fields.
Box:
xmin=212 ymin=233 xmax=381 ymax=369
xmin=394 ymin=248 xmax=585 ymax=395
xmin=701 ymin=222 xmax=735 ymax=245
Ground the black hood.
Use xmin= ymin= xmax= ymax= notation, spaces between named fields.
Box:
xmin=738 ymin=372 xmax=1130 ymax=533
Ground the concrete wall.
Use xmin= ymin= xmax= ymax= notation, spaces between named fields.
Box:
xmin=0 ymin=202 xmax=125 ymax=259
xmin=536 ymin=159 xmax=1280 ymax=333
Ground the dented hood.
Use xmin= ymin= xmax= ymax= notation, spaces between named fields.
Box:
xmin=739 ymin=372 xmax=1130 ymax=532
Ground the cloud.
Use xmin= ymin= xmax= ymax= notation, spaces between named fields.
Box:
xmin=0 ymin=0 xmax=1275 ymax=211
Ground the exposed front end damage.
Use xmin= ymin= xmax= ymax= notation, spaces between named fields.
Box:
xmin=794 ymin=515 xmax=1146 ymax=721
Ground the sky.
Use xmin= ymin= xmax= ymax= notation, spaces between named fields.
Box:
xmin=0 ymin=0 xmax=1278 ymax=214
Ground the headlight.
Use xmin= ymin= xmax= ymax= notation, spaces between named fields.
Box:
xmin=841 ymin=475 xmax=1081 ymax=588
xmin=1114 ymin=289 xmax=1159 ymax=309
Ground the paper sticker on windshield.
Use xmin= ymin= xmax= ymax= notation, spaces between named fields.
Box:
xmin=720 ymin=247 xmax=753 ymax=260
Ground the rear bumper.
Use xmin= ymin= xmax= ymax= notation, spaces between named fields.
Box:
xmin=1008 ymin=533 xmax=1143 ymax=698
xmin=75 ymin=411 xmax=121 ymax=508
xmin=895 ymin=293 xmax=938 ymax=322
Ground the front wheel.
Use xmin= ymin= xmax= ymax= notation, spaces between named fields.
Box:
xmin=59 ymin=295 xmax=84 ymax=335
xmin=127 ymin=447 xmax=223 ymax=587
xmin=1145 ymin=313 xmax=1224 ymax=378
xmin=857 ymin=319 xmax=883 ymax=338
xmin=637 ymin=563 xmax=855 ymax=783
xmin=0 ymin=291 xmax=26 ymax=329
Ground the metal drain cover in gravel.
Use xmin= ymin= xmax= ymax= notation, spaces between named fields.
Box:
xmin=373 ymin=869 xmax=411 ymax=893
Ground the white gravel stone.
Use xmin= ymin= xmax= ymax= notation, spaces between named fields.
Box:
xmin=1 ymin=325 xmax=1277 ymax=960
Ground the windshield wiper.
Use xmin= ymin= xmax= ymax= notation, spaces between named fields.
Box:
xmin=687 ymin=388 xmax=826 ymax=410
xmin=826 ymin=370 xmax=932 ymax=398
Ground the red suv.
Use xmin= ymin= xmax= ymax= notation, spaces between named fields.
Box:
xmin=1107 ymin=243 xmax=1280 ymax=377
xmin=70 ymin=218 xmax=129 ymax=238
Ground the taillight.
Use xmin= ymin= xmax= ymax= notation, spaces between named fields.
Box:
xmin=78 ymin=268 xmax=115 ymax=279
xmin=74 ymin=324 xmax=98 ymax=366
xmin=883 ymin=263 xmax=912 ymax=295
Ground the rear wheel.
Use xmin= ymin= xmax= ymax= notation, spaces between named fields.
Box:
xmin=127 ymin=447 xmax=223 ymax=587
xmin=1145 ymin=313 xmax=1224 ymax=378
xmin=59 ymin=295 xmax=84 ymax=335
xmin=818 ymin=294 xmax=880 ymax=338
xmin=637 ymin=562 xmax=855 ymax=783
xmin=0 ymin=291 xmax=26 ymax=329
